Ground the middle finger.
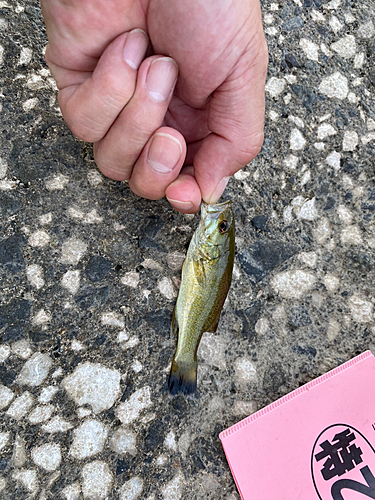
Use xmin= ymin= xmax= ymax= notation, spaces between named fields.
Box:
xmin=94 ymin=55 xmax=178 ymax=181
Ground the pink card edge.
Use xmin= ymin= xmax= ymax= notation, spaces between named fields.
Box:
xmin=219 ymin=349 xmax=373 ymax=442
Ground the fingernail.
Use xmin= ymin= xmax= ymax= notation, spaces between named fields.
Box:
xmin=146 ymin=57 xmax=178 ymax=102
xmin=147 ymin=133 xmax=182 ymax=173
xmin=167 ymin=199 xmax=194 ymax=210
xmin=123 ymin=29 xmax=148 ymax=70
xmin=207 ymin=176 xmax=230 ymax=204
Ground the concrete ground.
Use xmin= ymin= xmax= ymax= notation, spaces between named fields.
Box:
xmin=0 ymin=0 xmax=374 ymax=498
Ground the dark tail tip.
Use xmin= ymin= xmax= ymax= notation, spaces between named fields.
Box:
xmin=168 ymin=359 xmax=197 ymax=395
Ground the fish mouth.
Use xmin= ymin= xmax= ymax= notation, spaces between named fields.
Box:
xmin=201 ymin=200 xmax=232 ymax=220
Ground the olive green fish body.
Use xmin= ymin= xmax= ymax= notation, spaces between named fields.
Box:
xmin=168 ymin=200 xmax=235 ymax=395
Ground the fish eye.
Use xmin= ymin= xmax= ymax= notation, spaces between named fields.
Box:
xmin=219 ymin=220 xmax=229 ymax=233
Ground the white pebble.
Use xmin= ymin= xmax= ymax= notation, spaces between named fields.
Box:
xmin=300 ymin=38 xmax=319 ymax=61
xmin=0 ymin=344 xmax=10 ymax=362
xmin=301 ymin=170 xmax=311 ymax=186
xmin=83 ymin=209 xmax=103 ymax=224
xmin=120 ymin=336 xmax=139 ymax=350
xmin=265 ymin=26 xmax=278 ymax=36
xmin=269 ymin=110 xmax=279 ymax=121
xmin=61 ymin=483 xmax=81 ymax=500
xmin=13 ymin=434 xmax=27 ymax=468
xmin=235 ymin=357 xmax=257 ymax=383
xmin=349 ymin=295 xmax=373 ymax=323
xmin=317 ymin=123 xmax=337 ymax=140
xmin=341 ymin=225 xmax=363 ymax=245
xmin=331 ymin=35 xmax=356 ymax=58
xmin=288 ymin=115 xmax=304 ymax=128
xmin=314 ymin=217 xmax=332 ymax=244
xmin=87 ymin=170 xmax=103 ymax=186
xmin=319 ymin=72 xmax=348 ymax=99
xmin=265 ymin=77 xmax=286 ymax=98
xmin=28 ymin=230 xmax=50 ymax=247
xmin=342 ymin=130 xmax=358 ymax=151
xmin=39 ymin=212 xmax=53 ymax=225
xmin=158 ymin=277 xmax=176 ymax=300
xmin=39 ymin=385 xmax=59 ymax=403
xmin=198 ymin=333 xmax=226 ymax=369
xmin=28 ymin=404 xmax=55 ymax=424
xmin=45 ymin=173 xmax=69 ymax=191
xmin=167 ymin=252 xmax=186 ymax=270
xmin=358 ymin=20 xmax=375 ymax=38
xmin=162 ymin=473 xmax=185 ymax=500
xmin=326 ymin=151 xmax=341 ymax=170
xmin=70 ymin=419 xmax=108 ymax=460
xmin=76 ymin=407 xmax=92 ymax=418
xmin=327 ymin=318 xmax=341 ymax=341
xmin=0 ymin=432 xmax=10 ymax=451
xmin=311 ymin=9 xmax=325 ymax=21
xmin=67 ymin=206 xmax=84 ymax=220
xmin=116 ymin=386 xmax=152 ymax=425
xmin=329 ymin=15 xmax=343 ymax=33
xmin=6 ymin=391 xmax=34 ymax=420
xmin=18 ymin=47 xmax=33 ymax=65
xmin=0 ymin=157 xmax=7 ymax=179
xmin=22 ymin=97 xmax=39 ymax=111
xmin=271 ymin=270 xmax=316 ymax=299
xmin=101 ymin=311 xmax=125 ymax=328
xmin=367 ymin=118 xmax=375 ymax=131
xmin=63 ymin=362 xmax=121 ymax=414
xmin=121 ymin=271 xmax=140 ymax=288
xmin=60 ymin=238 xmax=87 ymax=265
xmin=325 ymin=0 xmax=342 ymax=10
xmin=254 ymin=317 xmax=270 ymax=335
xmin=290 ymin=128 xmax=306 ymax=150
xmin=283 ymin=93 xmax=292 ymax=105
xmin=314 ymin=142 xmax=325 ymax=150
xmin=233 ymin=400 xmax=257 ymax=417
xmin=26 ymin=73 xmax=45 ymax=90
xmin=42 ymin=416 xmax=74 ymax=434
xmin=297 ymin=198 xmax=318 ymax=221
xmin=16 ymin=352 xmax=53 ymax=386
xmin=354 ymin=52 xmax=365 ymax=69
xmin=298 ymin=251 xmax=318 ymax=268
xmin=26 ymin=264 xmax=45 ymax=289
xmin=320 ymin=43 xmax=333 ymax=57
xmin=164 ymin=431 xmax=177 ymax=451
xmin=109 ymin=427 xmax=137 ymax=455
xmin=31 ymin=443 xmax=61 ymax=472
xmin=0 ymin=384 xmax=14 ymax=409
xmin=119 ymin=477 xmax=144 ymax=500
xmin=81 ymin=461 xmax=113 ymax=500
xmin=132 ymin=360 xmax=143 ymax=373
xmin=71 ymin=340 xmax=85 ymax=352
xmin=361 ymin=132 xmax=375 ymax=145
xmin=283 ymin=154 xmax=299 ymax=169
xmin=32 ymin=309 xmax=52 ymax=325
xmin=12 ymin=470 xmax=39 ymax=494
xmin=61 ymin=270 xmax=81 ymax=294
xmin=347 ymin=92 xmax=359 ymax=104
xmin=337 ymin=205 xmax=353 ymax=225
xmin=323 ymin=273 xmax=340 ymax=293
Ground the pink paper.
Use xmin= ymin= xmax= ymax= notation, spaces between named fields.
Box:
xmin=220 ymin=351 xmax=375 ymax=500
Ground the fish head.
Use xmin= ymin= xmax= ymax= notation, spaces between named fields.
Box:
xmin=199 ymin=200 xmax=234 ymax=248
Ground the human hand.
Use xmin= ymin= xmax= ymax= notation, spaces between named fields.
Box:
xmin=41 ymin=0 xmax=268 ymax=213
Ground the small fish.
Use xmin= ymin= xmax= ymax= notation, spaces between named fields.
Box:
xmin=168 ymin=200 xmax=235 ymax=395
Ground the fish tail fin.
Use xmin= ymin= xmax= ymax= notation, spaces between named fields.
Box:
xmin=168 ymin=358 xmax=197 ymax=395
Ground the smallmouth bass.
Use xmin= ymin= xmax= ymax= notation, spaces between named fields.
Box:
xmin=168 ymin=200 xmax=235 ymax=395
